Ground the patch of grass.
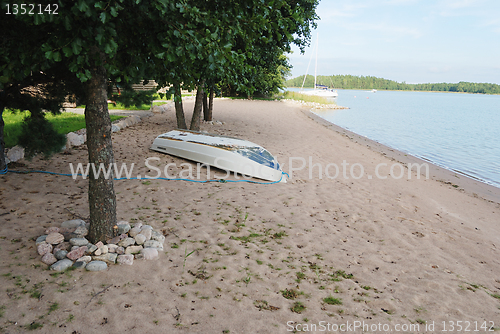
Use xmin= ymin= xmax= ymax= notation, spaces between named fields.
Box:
xmin=3 ymin=109 xmax=124 ymax=148
xmin=281 ymin=288 xmax=299 ymax=300
xmin=0 ymin=305 xmax=5 ymax=317
xmin=291 ymin=301 xmax=306 ymax=314
xmin=295 ymin=272 xmax=306 ymax=283
xmin=329 ymin=270 xmax=353 ymax=281
xmin=323 ymin=296 xmax=343 ymax=305
xmin=48 ymin=302 xmax=59 ymax=314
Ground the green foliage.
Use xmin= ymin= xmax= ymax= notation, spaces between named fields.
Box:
xmin=286 ymin=75 xmax=500 ymax=94
xmin=3 ymin=110 xmax=123 ymax=148
xmin=18 ymin=113 xmax=66 ymax=159
xmin=323 ymin=296 xmax=343 ymax=305
xmin=112 ymin=89 xmax=156 ymax=109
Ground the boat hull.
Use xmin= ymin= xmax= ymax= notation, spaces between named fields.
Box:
xmin=150 ymin=130 xmax=285 ymax=182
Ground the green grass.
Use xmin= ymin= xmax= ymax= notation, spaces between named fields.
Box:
xmin=283 ymin=91 xmax=336 ymax=105
xmin=3 ymin=109 xmax=124 ymax=148
xmin=323 ymin=296 xmax=343 ymax=305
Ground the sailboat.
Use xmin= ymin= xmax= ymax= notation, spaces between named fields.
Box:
xmin=300 ymin=33 xmax=338 ymax=99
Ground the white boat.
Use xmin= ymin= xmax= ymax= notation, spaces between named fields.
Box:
xmin=300 ymin=33 xmax=338 ymax=99
xmin=150 ymin=130 xmax=286 ymax=182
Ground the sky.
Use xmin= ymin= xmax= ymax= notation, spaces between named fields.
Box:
xmin=288 ymin=0 xmax=500 ymax=84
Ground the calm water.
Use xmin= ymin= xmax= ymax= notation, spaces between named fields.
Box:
xmin=304 ymin=89 xmax=500 ymax=188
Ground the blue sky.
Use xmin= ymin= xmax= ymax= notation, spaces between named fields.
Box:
xmin=288 ymin=0 xmax=500 ymax=84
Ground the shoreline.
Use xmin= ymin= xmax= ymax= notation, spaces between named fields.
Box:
xmin=301 ymin=107 xmax=500 ymax=204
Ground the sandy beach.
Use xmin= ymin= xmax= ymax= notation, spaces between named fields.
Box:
xmin=0 ymin=98 xmax=499 ymax=333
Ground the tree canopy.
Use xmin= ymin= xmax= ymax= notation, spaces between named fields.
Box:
xmin=1 ymin=0 xmax=319 ymax=242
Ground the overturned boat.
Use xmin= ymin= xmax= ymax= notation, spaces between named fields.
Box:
xmin=150 ymin=130 xmax=286 ymax=182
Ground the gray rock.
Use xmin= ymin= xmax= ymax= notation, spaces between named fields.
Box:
xmin=151 ymin=230 xmax=165 ymax=243
xmin=116 ymin=246 xmax=125 ymax=255
xmin=93 ymin=253 xmax=117 ymax=264
xmin=128 ymin=226 xmax=142 ymax=237
xmin=116 ymin=222 xmax=131 ymax=235
xmin=54 ymin=250 xmax=68 ymax=260
xmin=37 ymin=242 xmax=53 ymax=256
xmin=111 ymin=124 xmax=120 ymax=133
xmin=117 ymin=254 xmax=134 ymax=265
xmin=76 ymin=255 xmax=92 ymax=263
xmin=134 ymin=234 xmax=147 ymax=245
xmin=6 ymin=145 xmax=24 ymax=162
xmin=95 ymin=245 xmax=108 ymax=256
xmin=141 ymin=248 xmax=158 ymax=260
xmin=86 ymin=261 xmax=107 ymax=271
xmin=144 ymin=240 xmax=163 ymax=250
xmin=73 ymin=225 xmax=88 ymax=237
xmin=140 ymin=225 xmax=153 ymax=230
xmin=66 ymin=132 xmax=85 ymax=146
xmin=107 ymin=244 xmax=118 ymax=253
xmin=72 ymin=261 xmax=87 ymax=270
xmin=139 ymin=228 xmax=152 ymax=241
xmin=35 ymin=235 xmax=47 ymax=245
xmin=50 ymin=259 xmax=74 ymax=271
xmin=69 ymin=237 xmax=89 ymax=246
xmin=118 ymin=237 xmax=136 ymax=247
xmin=41 ymin=252 xmax=58 ymax=265
xmin=61 ymin=219 xmax=86 ymax=229
xmin=86 ymin=244 xmax=98 ymax=254
xmin=125 ymin=245 xmax=143 ymax=254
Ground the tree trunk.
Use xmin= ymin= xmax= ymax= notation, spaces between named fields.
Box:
xmin=207 ymin=85 xmax=214 ymax=122
xmin=190 ymin=83 xmax=205 ymax=131
xmin=85 ymin=48 xmax=117 ymax=244
xmin=202 ymin=89 xmax=208 ymax=121
xmin=173 ymin=82 xmax=187 ymax=129
xmin=0 ymin=91 xmax=6 ymax=174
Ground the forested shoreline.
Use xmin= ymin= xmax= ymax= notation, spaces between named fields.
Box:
xmin=286 ymin=74 xmax=500 ymax=94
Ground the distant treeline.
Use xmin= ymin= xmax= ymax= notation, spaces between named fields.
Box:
xmin=286 ymin=75 xmax=500 ymax=94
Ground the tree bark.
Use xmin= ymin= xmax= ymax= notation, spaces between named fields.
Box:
xmin=207 ymin=85 xmax=214 ymax=122
xmin=190 ymin=83 xmax=205 ymax=131
xmin=0 ymin=91 xmax=6 ymax=173
xmin=173 ymin=82 xmax=187 ymax=129
xmin=85 ymin=48 xmax=117 ymax=243
xmin=202 ymin=89 xmax=208 ymax=121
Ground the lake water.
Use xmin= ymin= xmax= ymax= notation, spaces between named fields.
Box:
xmin=296 ymin=89 xmax=500 ymax=188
